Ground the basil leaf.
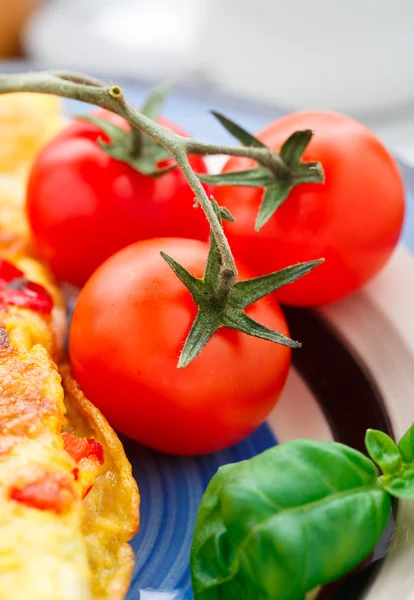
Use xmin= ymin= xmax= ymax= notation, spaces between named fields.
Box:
xmin=380 ymin=471 xmax=414 ymax=499
xmin=366 ymin=425 xmax=414 ymax=499
xmin=365 ymin=429 xmax=402 ymax=474
xmin=191 ymin=440 xmax=390 ymax=600
xmin=381 ymin=469 xmax=414 ymax=499
xmin=398 ymin=423 xmax=414 ymax=462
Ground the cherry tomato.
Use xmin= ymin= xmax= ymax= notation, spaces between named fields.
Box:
xmin=26 ymin=111 xmax=209 ymax=287
xmin=69 ymin=238 xmax=291 ymax=455
xmin=215 ymin=111 xmax=405 ymax=306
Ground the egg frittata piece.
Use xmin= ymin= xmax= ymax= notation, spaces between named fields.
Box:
xmin=0 ymin=93 xmax=139 ymax=599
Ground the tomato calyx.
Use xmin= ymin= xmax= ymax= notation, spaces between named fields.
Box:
xmin=161 ymin=199 xmax=323 ymax=368
xmin=198 ymin=113 xmax=324 ymax=230
xmin=77 ymin=81 xmax=176 ymax=177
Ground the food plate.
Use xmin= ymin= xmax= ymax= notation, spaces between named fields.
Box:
xmin=4 ymin=64 xmax=411 ymax=599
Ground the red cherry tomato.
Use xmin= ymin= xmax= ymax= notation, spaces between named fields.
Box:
xmin=69 ymin=238 xmax=291 ymax=455
xmin=26 ymin=110 xmax=209 ymax=287
xmin=215 ymin=111 xmax=405 ymax=306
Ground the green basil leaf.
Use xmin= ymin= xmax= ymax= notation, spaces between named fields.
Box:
xmin=191 ymin=440 xmax=390 ymax=600
xmin=398 ymin=423 xmax=414 ymax=462
xmin=365 ymin=429 xmax=402 ymax=474
xmin=369 ymin=425 xmax=414 ymax=500
xmin=381 ymin=469 xmax=414 ymax=499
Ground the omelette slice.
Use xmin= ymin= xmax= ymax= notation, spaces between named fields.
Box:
xmin=0 ymin=93 xmax=61 ymax=176
xmin=0 ymin=94 xmax=139 ymax=598
xmin=0 ymin=256 xmax=139 ymax=599
xmin=0 ymin=333 xmax=91 ymax=599
xmin=0 ymin=93 xmax=61 ymax=258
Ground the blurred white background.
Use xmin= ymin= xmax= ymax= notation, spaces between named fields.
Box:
xmin=4 ymin=0 xmax=414 ymax=161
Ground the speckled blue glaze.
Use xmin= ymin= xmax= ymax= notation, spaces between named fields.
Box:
xmin=122 ymin=425 xmax=277 ymax=599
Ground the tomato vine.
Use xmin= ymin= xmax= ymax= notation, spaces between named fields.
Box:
xmin=0 ymin=69 xmax=324 ymax=365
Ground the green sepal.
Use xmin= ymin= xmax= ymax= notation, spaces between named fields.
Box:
xmin=231 ymin=259 xmax=324 ymax=308
xmin=211 ymin=111 xmax=266 ymax=148
xmin=98 ymin=135 xmax=175 ymax=176
xmin=76 ymin=81 xmax=175 ymax=177
xmin=177 ymin=311 xmax=221 ymax=369
xmin=140 ymin=80 xmax=173 ymax=120
xmin=199 ymin=168 xmax=274 ymax=188
xmin=290 ymin=161 xmax=324 ymax=185
xmin=77 ymin=114 xmax=129 ymax=145
xmin=160 ymin=199 xmax=322 ymax=367
xmin=210 ymin=113 xmax=325 ymax=230
xmin=160 ymin=251 xmax=203 ymax=301
xmin=222 ymin=309 xmax=300 ymax=348
xmin=218 ymin=206 xmax=235 ymax=223
xmin=255 ymin=182 xmax=292 ymax=230
xmin=280 ymin=129 xmax=313 ymax=166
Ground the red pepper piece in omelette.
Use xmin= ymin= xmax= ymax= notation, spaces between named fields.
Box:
xmin=10 ymin=472 xmax=75 ymax=514
xmin=62 ymin=432 xmax=104 ymax=465
xmin=0 ymin=259 xmax=53 ymax=314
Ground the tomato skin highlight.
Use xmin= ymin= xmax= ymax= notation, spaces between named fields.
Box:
xmin=69 ymin=238 xmax=291 ymax=456
xmin=26 ymin=111 xmax=210 ymax=287
xmin=215 ymin=111 xmax=405 ymax=306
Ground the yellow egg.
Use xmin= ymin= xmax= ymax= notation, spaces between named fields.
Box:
xmin=0 ymin=93 xmax=62 ymax=174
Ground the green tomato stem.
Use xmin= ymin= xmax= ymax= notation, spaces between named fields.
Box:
xmin=172 ymin=149 xmax=238 ymax=284
xmin=185 ymin=138 xmax=288 ymax=177
xmin=0 ymin=70 xmax=241 ymax=285
xmin=0 ymin=70 xmax=318 ymax=291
